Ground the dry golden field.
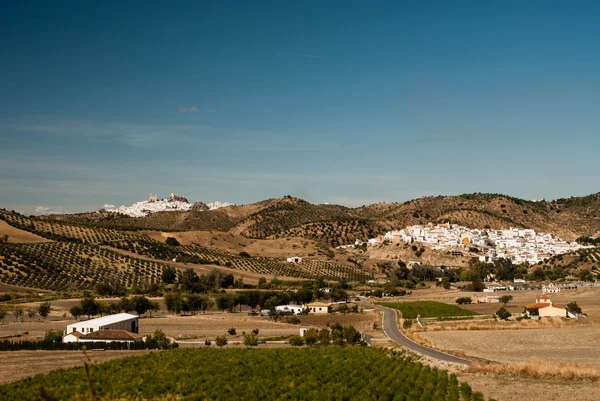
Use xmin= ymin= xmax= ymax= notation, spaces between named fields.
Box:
xmin=420 ymin=326 xmax=600 ymax=365
xmin=0 ymin=220 xmax=51 ymax=244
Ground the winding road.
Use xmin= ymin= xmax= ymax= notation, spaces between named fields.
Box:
xmin=376 ymin=305 xmax=471 ymax=365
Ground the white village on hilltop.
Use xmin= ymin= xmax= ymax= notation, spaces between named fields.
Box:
xmin=103 ymin=193 xmax=232 ymax=218
xmin=346 ymin=223 xmax=592 ymax=265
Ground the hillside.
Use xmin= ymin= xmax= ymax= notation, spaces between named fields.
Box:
xmin=38 ymin=192 xmax=600 ymax=246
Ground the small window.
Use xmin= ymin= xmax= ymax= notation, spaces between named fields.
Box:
xmin=72 ymin=328 xmax=76 ymax=333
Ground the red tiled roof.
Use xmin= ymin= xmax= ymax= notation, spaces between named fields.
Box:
xmin=80 ymin=330 xmax=143 ymax=341
xmin=525 ymin=302 xmax=565 ymax=310
xmin=64 ymin=331 xmax=83 ymax=338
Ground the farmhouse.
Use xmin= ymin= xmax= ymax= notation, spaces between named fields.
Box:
xmin=64 ymin=313 xmax=139 ymax=343
xmin=542 ymin=283 xmax=561 ymax=293
xmin=78 ymin=330 xmax=143 ymax=344
xmin=306 ymin=302 xmax=331 ymax=314
xmin=287 ymin=256 xmax=302 ymax=263
xmin=524 ymin=296 xmax=568 ymax=318
xmin=275 ymin=305 xmax=305 ymax=315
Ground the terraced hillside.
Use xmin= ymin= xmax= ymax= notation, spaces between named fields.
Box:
xmin=0 ymin=242 xmax=167 ymax=291
xmin=39 ymin=192 xmax=600 ymax=247
xmin=0 ymin=210 xmax=370 ymax=288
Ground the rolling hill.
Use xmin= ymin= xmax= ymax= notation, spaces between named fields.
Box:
xmin=40 ymin=192 xmax=600 ymax=246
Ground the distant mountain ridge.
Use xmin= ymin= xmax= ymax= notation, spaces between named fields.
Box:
xmin=40 ymin=192 xmax=600 ymax=246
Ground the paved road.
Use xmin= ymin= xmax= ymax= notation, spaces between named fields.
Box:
xmin=376 ymin=305 xmax=471 ymax=365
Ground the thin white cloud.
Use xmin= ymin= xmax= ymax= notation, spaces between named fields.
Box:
xmin=179 ymin=106 xmax=199 ymax=113
xmin=33 ymin=206 xmax=69 ymax=216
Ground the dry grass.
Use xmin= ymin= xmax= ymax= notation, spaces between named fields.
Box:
xmin=419 ymin=316 xmax=594 ymax=332
xmin=0 ymin=220 xmax=51 ymax=244
xmin=467 ymin=359 xmax=600 ymax=382
xmin=420 ymin=326 xmax=600 ymax=365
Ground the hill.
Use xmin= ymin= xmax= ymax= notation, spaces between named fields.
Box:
xmin=43 ymin=192 xmax=600 ymax=246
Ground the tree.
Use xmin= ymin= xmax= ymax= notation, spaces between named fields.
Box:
xmin=215 ymin=335 xmax=228 ymax=347
xmin=303 ymin=329 xmax=319 ymax=346
xmin=245 ymin=291 xmax=260 ymax=311
xmin=38 ymin=302 xmax=52 ymax=320
xmin=132 ymin=295 xmax=152 ymax=316
xmin=288 ymin=335 xmax=305 ymax=346
xmin=69 ymin=305 xmax=83 ymax=321
xmin=149 ymin=301 xmax=160 ymax=317
xmin=566 ymin=301 xmax=582 ymax=315
xmin=181 ymin=268 xmax=199 ymax=292
xmin=495 ymin=307 xmax=511 ymax=320
xmin=343 ymin=325 xmax=361 ymax=345
xmin=456 ymin=297 xmax=472 ymax=305
xmin=164 ymin=292 xmax=183 ymax=314
xmin=27 ymin=309 xmax=37 ymax=321
xmin=186 ymin=294 xmax=203 ymax=315
xmin=0 ymin=234 xmax=8 ymax=244
xmin=216 ymin=294 xmax=234 ymax=312
xmin=13 ymin=308 xmax=24 ymax=321
xmin=319 ymin=328 xmax=331 ymax=346
xmin=200 ymin=295 xmax=214 ymax=314
xmin=145 ymin=328 xmax=173 ymax=349
xmin=470 ymin=277 xmax=485 ymax=292
xmin=44 ymin=329 xmax=63 ymax=342
xmin=165 ymin=237 xmax=180 ymax=247
xmin=161 ymin=266 xmax=177 ymax=284
xmin=80 ymin=294 xmax=100 ymax=318
xmin=499 ymin=295 xmax=513 ymax=306
xmin=243 ymin=333 xmax=259 ymax=347
xmin=578 ymin=269 xmax=594 ymax=282
xmin=227 ymin=327 xmax=236 ymax=335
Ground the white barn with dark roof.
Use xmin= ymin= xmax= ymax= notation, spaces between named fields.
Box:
xmin=64 ymin=313 xmax=139 ymax=343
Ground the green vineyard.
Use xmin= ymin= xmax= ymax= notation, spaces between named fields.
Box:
xmin=0 ymin=242 xmax=166 ymax=291
xmin=0 ymin=348 xmax=489 ymax=401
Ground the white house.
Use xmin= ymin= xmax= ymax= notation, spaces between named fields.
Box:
xmin=524 ymin=296 xmax=568 ymax=318
xmin=287 ymin=256 xmax=302 ymax=263
xmin=64 ymin=313 xmax=139 ymax=343
xmin=306 ymin=302 xmax=331 ymax=314
xmin=542 ymin=283 xmax=561 ymax=293
xmin=275 ymin=305 xmax=305 ymax=315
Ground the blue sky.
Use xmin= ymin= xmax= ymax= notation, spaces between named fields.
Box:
xmin=1 ymin=1 xmax=599 ymax=214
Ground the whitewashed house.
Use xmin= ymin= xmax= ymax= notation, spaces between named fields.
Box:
xmin=524 ymin=295 xmax=568 ymax=318
xmin=64 ymin=313 xmax=139 ymax=343
xmin=275 ymin=305 xmax=305 ymax=314
xmin=286 ymin=256 xmax=302 ymax=263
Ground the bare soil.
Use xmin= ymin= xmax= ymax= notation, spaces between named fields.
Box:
xmin=0 ymin=350 xmax=151 ymax=384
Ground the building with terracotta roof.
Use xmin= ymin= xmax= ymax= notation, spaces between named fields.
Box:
xmin=78 ymin=329 xmax=143 ymax=344
xmin=524 ymin=296 xmax=567 ymax=318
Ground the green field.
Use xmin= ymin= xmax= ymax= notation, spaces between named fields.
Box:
xmin=0 ymin=348 xmax=488 ymax=401
xmin=379 ymin=301 xmax=479 ymax=319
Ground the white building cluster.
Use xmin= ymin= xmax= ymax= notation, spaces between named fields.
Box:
xmin=103 ymin=193 xmax=232 ymax=217
xmin=366 ymin=223 xmax=593 ymax=265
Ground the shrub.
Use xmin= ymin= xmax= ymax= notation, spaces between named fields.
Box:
xmin=456 ymin=297 xmax=472 ymax=305
xmin=402 ymin=320 xmax=413 ymax=329
xmin=286 ymin=316 xmax=301 ymax=325
xmin=243 ymin=333 xmax=259 ymax=347
xmin=204 ymin=340 xmax=211 ymax=346
xmin=215 ymin=335 xmax=228 ymax=347
xmin=288 ymin=335 xmax=305 ymax=347
xmin=165 ymin=237 xmax=180 ymax=247
xmin=495 ymin=307 xmax=511 ymax=320
xmin=228 ymin=327 xmax=236 ymax=335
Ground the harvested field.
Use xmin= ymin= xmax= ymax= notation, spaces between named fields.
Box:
xmin=0 ymin=221 xmax=51 ymax=244
xmin=459 ymin=372 xmax=600 ymax=401
xmin=421 ymin=326 xmax=600 ymax=365
xmin=0 ymin=350 xmax=151 ymax=384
